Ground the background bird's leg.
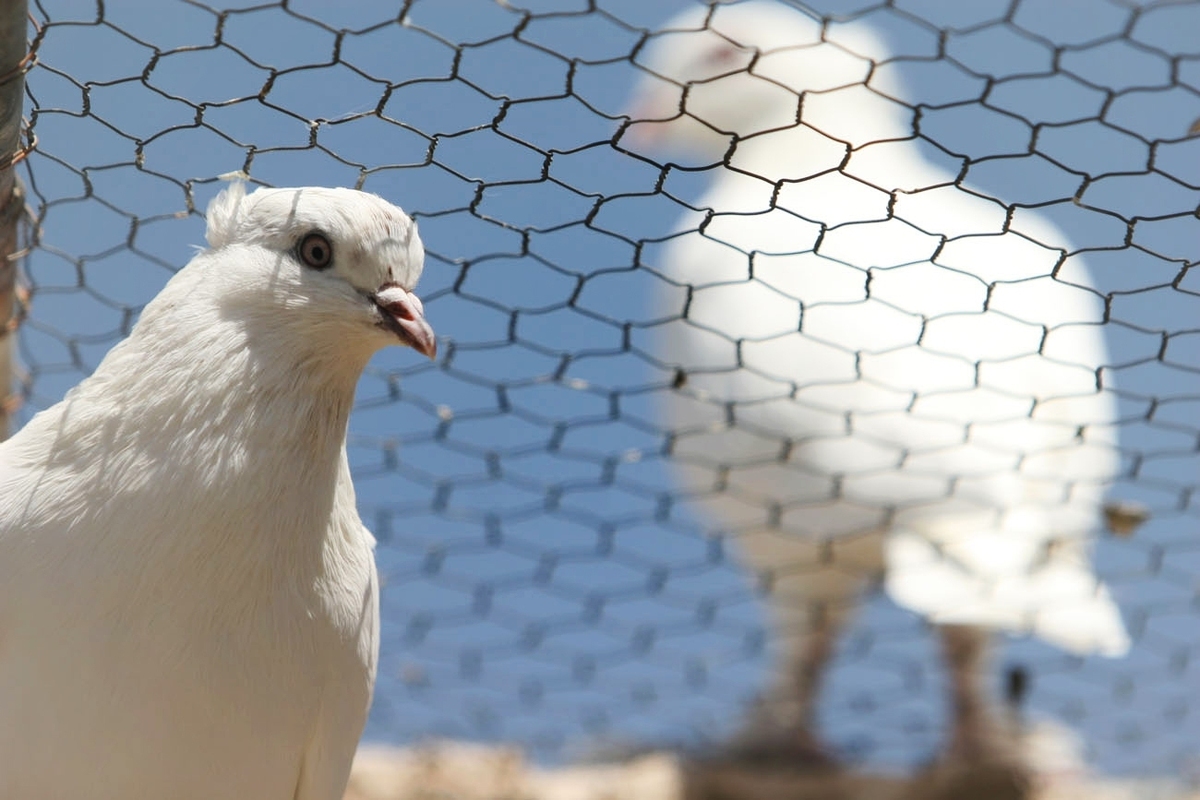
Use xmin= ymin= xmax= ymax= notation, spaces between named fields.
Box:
xmin=901 ymin=630 xmax=1032 ymax=800
xmin=776 ymin=589 xmax=857 ymax=758
xmin=939 ymin=624 xmax=1006 ymax=763
xmin=730 ymin=532 xmax=885 ymax=766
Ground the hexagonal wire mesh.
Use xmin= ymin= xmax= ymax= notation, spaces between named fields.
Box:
xmin=7 ymin=0 xmax=1200 ymax=783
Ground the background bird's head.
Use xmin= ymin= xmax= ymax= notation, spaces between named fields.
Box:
xmin=624 ymin=1 xmax=901 ymax=160
xmin=198 ymin=183 xmax=435 ymax=363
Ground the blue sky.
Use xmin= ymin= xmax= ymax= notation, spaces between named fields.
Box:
xmin=14 ymin=0 xmax=1200 ymax=775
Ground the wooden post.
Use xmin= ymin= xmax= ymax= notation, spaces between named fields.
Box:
xmin=0 ymin=0 xmax=28 ymax=441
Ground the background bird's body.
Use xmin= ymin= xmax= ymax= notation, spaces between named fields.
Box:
xmin=0 ymin=185 xmax=432 ymax=799
xmin=630 ymin=0 xmax=1127 ymax=759
xmin=660 ymin=168 xmax=1124 ymax=650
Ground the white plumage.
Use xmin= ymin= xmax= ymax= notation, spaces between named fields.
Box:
xmin=0 ymin=184 xmax=435 ymax=799
xmin=628 ymin=0 xmax=1128 ymax=760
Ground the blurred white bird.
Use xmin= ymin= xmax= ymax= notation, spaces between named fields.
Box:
xmin=0 ymin=184 xmax=435 ymax=799
xmin=627 ymin=0 xmax=1128 ymax=764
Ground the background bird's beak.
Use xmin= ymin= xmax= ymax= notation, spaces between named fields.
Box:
xmin=624 ymin=92 xmax=671 ymax=147
xmin=373 ymin=285 xmax=437 ymax=360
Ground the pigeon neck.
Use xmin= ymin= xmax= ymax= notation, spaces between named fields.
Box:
xmin=727 ymin=126 xmax=836 ymax=182
xmin=46 ymin=312 xmax=376 ymax=569
xmin=157 ymin=322 xmax=368 ymax=480
xmin=724 ymin=93 xmax=917 ymax=183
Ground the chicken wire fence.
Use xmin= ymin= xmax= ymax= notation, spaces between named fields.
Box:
xmin=6 ymin=0 xmax=1200 ymax=781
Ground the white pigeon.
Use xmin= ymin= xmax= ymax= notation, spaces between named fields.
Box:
xmin=627 ymin=0 xmax=1129 ymax=763
xmin=0 ymin=183 xmax=435 ymax=799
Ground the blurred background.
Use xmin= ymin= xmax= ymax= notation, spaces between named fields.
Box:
xmin=5 ymin=0 xmax=1200 ymax=791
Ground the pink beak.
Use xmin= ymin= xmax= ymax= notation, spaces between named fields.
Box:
xmin=373 ymin=285 xmax=437 ymax=360
xmin=624 ymin=97 xmax=669 ymax=147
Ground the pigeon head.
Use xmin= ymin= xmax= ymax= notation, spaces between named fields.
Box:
xmin=625 ymin=1 xmax=894 ymax=159
xmin=202 ymin=183 xmax=436 ymax=360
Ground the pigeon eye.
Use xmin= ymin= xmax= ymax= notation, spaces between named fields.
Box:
xmin=298 ymin=232 xmax=333 ymax=270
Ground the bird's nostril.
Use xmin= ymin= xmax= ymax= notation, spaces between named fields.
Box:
xmin=374 ymin=286 xmax=418 ymax=320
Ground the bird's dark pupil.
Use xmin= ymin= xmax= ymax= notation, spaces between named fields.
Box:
xmin=301 ymin=235 xmax=330 ymax=267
